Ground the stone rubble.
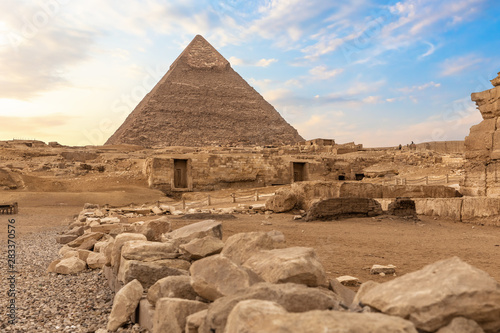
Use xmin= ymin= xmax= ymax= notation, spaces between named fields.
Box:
xmin=41 ymin=203 xmax=500 ymax=333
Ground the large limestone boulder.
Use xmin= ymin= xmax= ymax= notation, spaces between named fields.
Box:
xmin=120 ymin=240 xmax=178 ymax=261
xmin=305 ymin=197 xmax=382 ymax=221
xmin=265 ymin=187 xmax=297 ymax=213
xmin=220 ymin=231 xmax=281 ymax=265
xmin=161 ymin=220 xmax=222 ymax=247
xmin=225 ymin=300 xmax=418 ymax=333
xmin=147 ymin=275 xmax=198 ymax=305
xmin=134 ymin=217 xmax=171 ymax=241
xmin=179 ymin=236 xmax=224 ymax=260
xmin=204 ymin=282 xmax=341 ymax=333
xmin=53 ymin=256 xmax=87 ymax=275
xmin=86 ymin=252 xmax=108 ymax=269
xmin=359 ymin=257 xmax=500 ymax=332
xmin=186 ymin=309 xmax=207 ymax=333
xmin=111 ymin=233 xmax=147 ymax=273
xmin=243 ymin=247 xmax=327 ymax=287
xmin=66 ymin=232 xmax=104 ymax=249
xmin=152 ymin=298 xmax=208 ymax=333
xmin=118 ymin=258 xmax=190 ymax=289
xmin=189 ymin=255 xmax=262 ymax=301
xmin=107 ymin=279 xmax=143 ymax=332
xmin=436 ymin=317 xmax=485 ymax=333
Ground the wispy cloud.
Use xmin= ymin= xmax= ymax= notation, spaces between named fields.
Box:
xmin=440 ymin=54 xmax=484 ymax=76
xmin=308 ymin=65 xmax=343 ymax=80
xmin=229 ymin=56 xmax=278 ymax=67
xmin=398 ymin=81 xmax=441 ymax=93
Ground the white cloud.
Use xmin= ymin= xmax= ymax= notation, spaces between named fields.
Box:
xmin=419 ymin=41 xmax=436 ymax=58
xmin=308 ymin=65 xmax=343 ymax=80
xmin=229 ymin=57 xmax=278 ymax=67
xmin=398 ymin=81 xmax=441 ymax=93
xmin=440 ymin=54 xmax=484 ymax=76
xmin=255 ymin=58 xmax=278 ymax=67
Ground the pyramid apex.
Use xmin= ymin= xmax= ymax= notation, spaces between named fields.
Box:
xmin=177 ymin=34 xmax=229 ymax=70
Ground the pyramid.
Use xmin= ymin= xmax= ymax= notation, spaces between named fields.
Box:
xmin=105 ymin=35 xmax=304 ymax=147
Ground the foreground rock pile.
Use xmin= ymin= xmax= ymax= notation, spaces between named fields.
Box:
xmin=47 ymin=204 xmax=500 ymax=333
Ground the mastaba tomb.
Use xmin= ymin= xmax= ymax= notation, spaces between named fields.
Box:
xmin=463 ymin=72 xmax=500 ymax=196
xmin=106 ymin=35 xmax=304 ymax=148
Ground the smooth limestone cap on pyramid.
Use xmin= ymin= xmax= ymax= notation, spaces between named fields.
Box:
xmin=106 ymin=35 xmax=304 ymax=148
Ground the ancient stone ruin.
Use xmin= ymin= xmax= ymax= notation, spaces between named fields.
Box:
xmin=464 ymin=72 xmax=500 ymax=196
xmin=105 ymin=35 xmax=304 ymax=148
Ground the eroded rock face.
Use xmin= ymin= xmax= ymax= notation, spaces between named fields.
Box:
xmin=179 ymin=236 xmax=224 ymax=260
xmin=161 ymin=220 xmax=222 ymax=247
xmin=152 ymin=298 xmax=208 ymax=333
xmin=221 ymin=231 xmax=281 ymax=265
xmin=66 ymin=232 xmax=104 ymax=249
xmin=203 ymin=282 xmax=341 ymax=333
xmin=243 ymin=247 xmax=327 ymax=287
xmin=147 ymin=276 xmax=198 ymax=306
xmin=436 ymin=317 xmax=485 ymax=333
xmin=265 ymin=188 xmax=297 ymax=213
xmin=189 ymin=255 xmax=262 ymax=301
xmin=107 ymin=279 xmax=143 ymax=332
xmin=464 ymin=74 xmax=500 ymax=196
xmin=224 ymin=300 xmax=418 ymax=333
xmin=359 ymin=257 xmax=500 ymax=332
xmin=305 ymin=198 xmax=383 ymax=221
xmin=120 ymin=240 xmax=178 ymax=261
xmin=86 ymin=252 xmax=107 ymax=269
xmin=53 ymin=256 xmax=87 ymax=275
xmin=111 ymin=233 xmax=147 ymax=273
xmin=118 ymin=258 xmax=190 ymax=289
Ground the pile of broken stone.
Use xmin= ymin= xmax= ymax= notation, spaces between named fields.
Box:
xmin=49 ymin=204 xmax=500 ymax=333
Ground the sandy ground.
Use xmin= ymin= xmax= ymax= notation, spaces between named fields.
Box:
xmin=1 ymin=189 xmax=499 ymax=288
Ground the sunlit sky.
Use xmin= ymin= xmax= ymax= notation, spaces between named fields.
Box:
xmin=1 ymin=0 xmax=499 ymax=147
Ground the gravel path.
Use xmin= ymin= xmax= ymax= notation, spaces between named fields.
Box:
xmin=0 ymin=227 xmax=147 ymax=333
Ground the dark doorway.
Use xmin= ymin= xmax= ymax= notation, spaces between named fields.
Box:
xmin=174 ymin=159 xmax=188 ymax=188
xmin=293 ymin=162 xmax=306 ymax=182
xmin=355 ymin=173 xmax=365 ymax=181
xmin=338 ymin=175 xmax=345 ymax=180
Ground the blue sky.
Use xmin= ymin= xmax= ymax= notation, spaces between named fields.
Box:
xmin=0 ymin=0 xmax=499 ymax=147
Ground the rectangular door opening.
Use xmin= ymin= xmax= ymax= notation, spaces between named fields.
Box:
xmin=174 ymin=159 xmax=188 ymax=188
xmin=293 ymin=162 xmax=306 ymax=182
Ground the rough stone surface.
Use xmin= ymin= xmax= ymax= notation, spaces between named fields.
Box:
xmin=107 ymin=279 xmax=143 ymax=332
xmin=161 ymin=219 xmax=222 ymax=247
xmin=152 ymin=298 xmax=208 ymax=333
xmin=185 ymin=309 xmax=207 ymax=333
xmin=121 ymin=240 xmax=178 ymax=261
xmin=66 ymin=232 xmax=104 ymax=249
xmin=243 ymin=247 xmax=327 ymax=287
xmin=53 ymin=256 xmax=87 ymax=275
xmin=220 ymin=231 xmax=281 ymax=265
xmin=329 ymin=278 xmax=356 ymax=308
xmin=111 ymin=233 xmax=147 ymax=273
xmin=203 ymin=282 xmax=341 ymax=333
xmin=224 ymin=300 xmax=418 ymax=333
xmin=147 ymin=275 xmax=198 ymax=305
xmin=190 ymin=254 xmax=262 ymax=301
xmin=387 ymin=197 xmax=417 ymax=216
xmin=370 ymin=264 xmax=396 ymax=275
xmin=105 ymin=34 xmax=303 ymax=148
xmin=118 ymin=258 xmax=190 ymax=289
xmin=265 ymin=188 xmax=297 ymax=213
xmin=336 ymin=275 xmax=360 ymax=286
xmin=87 ymin=252 xmax=108 ymax=269
xmin=436 ymin=317 xmax=485 ymax=333
xmin=179 ymin=235 xmax=224 ymax=260
xmin=305 ymin=197 xmax=383 ymax=221
xmin=359 ymin=257 xmax=500 ymax=332
xmin=134 ymin=217 xmax=171 ymax=241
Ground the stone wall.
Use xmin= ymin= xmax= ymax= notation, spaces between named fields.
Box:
xmin=145 ymin=153 xmax=376 ymax=194
xmin=463 ymin=72 xmax=500 ymax=196
xmin=415 ymin=141 xmax=465 ymax=154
